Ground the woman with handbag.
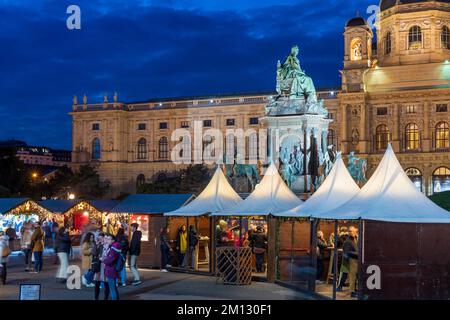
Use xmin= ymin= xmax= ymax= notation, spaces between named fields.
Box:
xmin=0 ymin=232 xmax=11 ymax=285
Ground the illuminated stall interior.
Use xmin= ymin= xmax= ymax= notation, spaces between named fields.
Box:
xmin=165 ymin=166 xmax=243 ymax=274
xmin=0 ymin=198 xmax=52 ymax=251
xmin=215 ymin=163 xmax=302 ymax=279
xmin=111 ymin=194 xmax=193 ymax=269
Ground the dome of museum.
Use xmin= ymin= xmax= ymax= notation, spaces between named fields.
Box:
xmin=345 ymin=16 xmax=368 ymax=27
xmin=380 ymin=0 xmax=450 ymax=12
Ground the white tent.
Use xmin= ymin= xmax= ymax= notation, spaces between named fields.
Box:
xmin=314 ymin=144 xmax=450 ymax=223
xmin=213 ymin=162 xmax=302 ymax=216
xmin=165 ymin=166 xmax=242 ymax=216
xmin=274 ymin=153 xmax=360 ymax=218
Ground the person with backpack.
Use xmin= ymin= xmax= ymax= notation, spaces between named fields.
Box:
xmin=187 ymin=225 xmax=199 ymax=269
xmin=129 ymin=223 xmax=142 ymax=285
xmin=103 ymin=233 xmax=123 ymax=300
xmin=115 ymin=228 xmax=129 ymax=287
xmin=0 ymin=232 xmax=11 ymax=285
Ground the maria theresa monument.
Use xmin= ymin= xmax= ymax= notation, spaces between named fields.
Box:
xmin=262 ymin=45 xmax=334 ymax=193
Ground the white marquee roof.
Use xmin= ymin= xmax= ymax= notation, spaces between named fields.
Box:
xmin=275 ymin=153 xmax=360 ymax=218
xmin=213 ymin=162 xmax=302 ymax=216
xmin=314 ymin=144 xmax=450 ymax=223
xmin=165 ymin=166 xmax=242 ymax=216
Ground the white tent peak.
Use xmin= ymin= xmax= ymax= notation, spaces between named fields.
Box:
xmin=215 ymin=162 xmax=302 ymax=216
xmin=314 ymin=145 xmax=450 ymax=222
xmin=275 ymin=151 xmax=360 ymax=217
xmin=165 ymin=165 xmax=242 ymax=216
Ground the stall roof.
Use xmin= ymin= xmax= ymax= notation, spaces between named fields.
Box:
xmin=111 ymin=194 xmax=194 ymax=214
xmin=213 ymin=162 xmax=302 ymax=216
xmin=165 ymin=166 xmax=242 ymax=216
xmin=89 ymin=200 xmax=120 ymax=212
xmin=39 ymin=200 xmax=79 ymax=213
xmin=315 ymin=144 xmax=450 ymax=223
xmin=0 ymin=198 xmax=29 ymax=214
xmin=275 ymin=153 xmax=360 ymax=218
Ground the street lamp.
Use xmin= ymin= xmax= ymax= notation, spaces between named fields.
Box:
xmin=68 ymin=193 xmax=76 ymax=200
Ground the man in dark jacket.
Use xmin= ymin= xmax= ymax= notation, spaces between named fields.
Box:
xmin=250 ymin=226 xmax=268 ymax=273
xmin=186 ymin=225 xmax=199 ymax=269
xmin=316 ymin=231 xmax=328 ymax=282
xmin=129 ymin=223 xmax=142 ymax=285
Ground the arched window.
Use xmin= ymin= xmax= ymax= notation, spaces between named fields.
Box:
xmin=432 ymin=167 xmax=450 ymax=193
xmin=408 ymin=26 xmax=422 ymax=49
xmin=136 ymin=174 xmax=145 ymax=189
xmin=384 ymin=31 xmax=392 ymax=55
xmin=350 ymin=38 xmax=363 ymax=61
xmin=225 ymin=134 xmax=237 ymax=164
xmin=406 ymin=167 xmax=422 ymax=192
xmin=327 ymin=129 xmax=336 ymax=147
xmin=375 ymin=124 xmax=391 ymax=151
xmin=245 ymin=132 xmax=258 ymax=163
xmin=137 ymin=138 xmax=147 ymax=160
xmin=92 ymin=138 xmax=101 ymax=160
xmin=435 ymin=122 xmax=449 ymax=149
xmin=442 ymin=26 xmax=450 ymax=50
xmin=405 ymin=123 xmax=419 ymax=150
xmin=158 ymin=136 xmax=168 ymax=159
xmin=203 ymin=135 xmax=215 ymax=160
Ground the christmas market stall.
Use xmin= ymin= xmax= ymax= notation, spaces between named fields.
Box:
xmin=311 ymin=144 xmax=450 ymax=300
xmin=213 ymin=162 xmax=302 ymax=284
xmin=274 ymin=153 xmax=360 ymax=295
xmin=0 ymin=198 xmax=52 ymax=251
xmin=165 ymin=166 xmax=242 ymax=274
xmin=110 ymin=194 xmax=193 ymax=269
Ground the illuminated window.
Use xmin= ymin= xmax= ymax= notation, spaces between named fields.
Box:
xmin=137 ymin=138 xmax=147 ymax=160
xmin=405 ymin=168 xmax=422 ymax=192
xmin=225 ymin=134 xmax=237 ymax=163
xmin=180 ymin=121 xmax=189 ymax=128
xmin=442 ymin=26 xmax=450 ymax=50
xmin=405 ymin=105 xmax=417 ymax=114
xmin=92 ymin=138 xmax=101 ymax=160
xmin=350 ymin=38 xmax=363 ymax=61
xmin=376 ymin=124 xmax=391 ymax=151
xmin=433 ymin=167 xmax=450 ymax=193
xmin=245 ymin=133 xmax=258 ymax=162
xmin=327 ymin=129 xmax=336 ymax=147
xmin=158 ymin=136 xmax=168 ymax=159
xmin=435 ymin=122 xmax=449 ymax=149
xmin=408 ymin=26 xmax=422 ymax=50
xmin=405 ymin=123 xmax=419 ymax=150
xmin=384 ymin=32 xmax=392 ymax=55
xmin=203 ymin=135 xmax=215 ymax=159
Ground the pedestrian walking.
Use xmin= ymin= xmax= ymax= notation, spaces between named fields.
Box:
xmin=0 ymin=232 xmax=11 ymax=285
xmin=30 ymin=222 xmax=45 ymax=273
xmin=103 ymin=234 xmax=122 ymax=300
xmin=55 ymin=227 xmax=71 ymax=283
xmin=115 ymin=228 xmax=129 ymax=287
xmin=160 ymin=227 xmax=172 ymax=272
xmin=93 ymin=233 xmax=110 ymax=300
xmin=81 ymin=232 xmax=95 ymax=288
xmin=20 ymin=222 xmax=33 ymax=271
xmin=129 ymin=223 xmax=142 ymax=285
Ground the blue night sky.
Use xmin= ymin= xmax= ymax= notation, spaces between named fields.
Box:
xmin=0 ymin=0 xmax=376 ymax=149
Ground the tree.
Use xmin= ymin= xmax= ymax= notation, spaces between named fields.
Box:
xmin=0 ymin=150 xmax=29 ymax=195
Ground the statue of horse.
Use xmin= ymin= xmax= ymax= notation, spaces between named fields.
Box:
xmin=233 ymin=163 xmax=261 ymax=190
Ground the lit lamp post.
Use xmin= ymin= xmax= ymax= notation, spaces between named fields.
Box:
xmin=68 ymin=193 xmax=76 ymax=200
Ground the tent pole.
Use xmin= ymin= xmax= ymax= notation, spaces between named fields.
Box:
xmin=290 ymin=219 xmax=294 ymax=282
xmin=332 ymin=219 xmax=338 ymax=300
xmin=357 ymin=219 xmax=363 ymax=300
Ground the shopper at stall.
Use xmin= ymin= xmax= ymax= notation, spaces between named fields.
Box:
xmin=160 ymin=227 xmax=172 ymax=272
xmin=103 ymin=234 xmax=122 ymax=300
xmin=42 ymin=221 xmax=52 ymax=249
xmin=342 ymin=226 xmax=359 ymax=297
xmin=216 ymin=220 xmax=230 ymax=247
xmin=129 ymin=223 xmax=142 ymax=285
xmin=93 ymin=233 xmax=110 ymax=300
xmin=115 ymin=228 xmax=129 ymax=287
xmin=30 ymin=222 xmax=45 ymax=273
xmin=5 ymin=224 xmax=17 ymax=240
xmin=250 ymin=226 xmax=268 ymax=273
xmin=316 ymin=231 xmax=328 ymax=283
xmin=20 ymin=222 xmax=33 ymax=271
xmin=56 ymin=226 xmax=71 ymax=283
xmin=176 ymin=225 xmax=188 ymax=267
xmin=81 ymin=232 xmax=95 ymax=287
xmin=187 ymin=225 xmax=199 ymax=269
xmin=0 ymin=231 xmax=10 ymax=285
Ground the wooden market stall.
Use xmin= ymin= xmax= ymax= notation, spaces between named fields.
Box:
xmin=165 ymin=166 xmax=243 ymax=274
xmin=0 ymin=198 xmax=53 ymax=251
xmin=274 ymin=154 xmax=360 ymax=294
xmin=311 ymin=144 xmax=450 ymax=300
xmin=214 ymin=162 xmax=302 ymax=284
xmin=110 ymin=194 xmax=193 ymax=269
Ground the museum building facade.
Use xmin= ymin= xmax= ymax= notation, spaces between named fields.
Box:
xmin=71 ymin=0 xmax=450 ymax=197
